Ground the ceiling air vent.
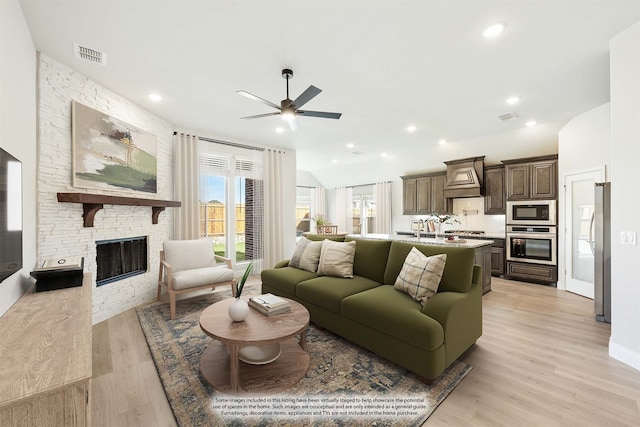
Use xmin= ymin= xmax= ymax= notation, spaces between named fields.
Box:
xmin=498 ymin=112 xmax=519 ymax=121
xmin=73 ymin=43 xmax=107 ymax=66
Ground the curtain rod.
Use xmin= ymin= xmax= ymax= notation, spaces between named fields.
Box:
xmin=346 ymin=181 xmax=392 ymax=189
xmin=173 ymin=132 xmax=265 ymax=152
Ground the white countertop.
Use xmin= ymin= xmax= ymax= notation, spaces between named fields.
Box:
xmin=349 ymin=233 xmax=494 ymax=248
xmin=396 ymin=230 xmax=505 ymax=240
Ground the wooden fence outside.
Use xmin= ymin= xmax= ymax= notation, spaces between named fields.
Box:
xmin=200 ymin=202 xmax=245 ymax=237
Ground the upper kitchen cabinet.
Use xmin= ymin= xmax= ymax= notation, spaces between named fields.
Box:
xmin=484 ymin=165 xmax=506 ymax=214
xmin=402 ymin=172 xmax=452 ymax=215
xmin=503 ymin=154 xmax=557 ymax=200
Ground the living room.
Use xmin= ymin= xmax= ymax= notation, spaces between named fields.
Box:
xmin=1 ymin=1 xmax=640 ymax=425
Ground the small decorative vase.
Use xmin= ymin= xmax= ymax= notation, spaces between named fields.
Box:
xmin=435 ymin=223 xmax=442 ymax=240
xmin=228 ymin=298 xmax=249 ymax=322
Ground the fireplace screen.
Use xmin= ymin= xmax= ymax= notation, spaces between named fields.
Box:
xmin=96 ymin=236 xmax=148 ymax=286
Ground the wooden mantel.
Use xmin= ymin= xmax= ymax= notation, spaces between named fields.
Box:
xmin=57 ymin=193 xmax=181 ymax=227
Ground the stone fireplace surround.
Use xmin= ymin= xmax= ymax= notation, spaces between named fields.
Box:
xmin=37 ymin=53 xmax=174 ymax=324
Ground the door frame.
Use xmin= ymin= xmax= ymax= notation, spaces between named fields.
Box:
xmin=561 ymin=166 xmax=605 ymax=295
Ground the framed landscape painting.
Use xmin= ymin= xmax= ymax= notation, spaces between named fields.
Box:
xmin=72 ymin=101 xmax=157 ymax=194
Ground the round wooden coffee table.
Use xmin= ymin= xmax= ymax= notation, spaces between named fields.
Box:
xmin=199 ymin=296 xmax=310 ymax=395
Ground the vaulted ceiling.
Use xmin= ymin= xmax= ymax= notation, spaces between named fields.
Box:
xmin=20 ymin=1 xmax=640 ymax=171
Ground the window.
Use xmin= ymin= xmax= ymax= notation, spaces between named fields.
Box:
xmin=199 ymin=143 xmax=263 ymax=267
xmin=296 ymin=187 xmax=312 ymax=236
xmin=352 ymin=185 xmax=375 ymax=234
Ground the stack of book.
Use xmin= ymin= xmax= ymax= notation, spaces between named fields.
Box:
xmin=249 ymin=293 xmax=291 ymax=316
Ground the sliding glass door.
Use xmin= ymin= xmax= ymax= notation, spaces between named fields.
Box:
xmin=199 ymin=143 xmax=263 ymax=269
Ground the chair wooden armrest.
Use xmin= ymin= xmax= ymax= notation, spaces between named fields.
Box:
xmin=214 ymin=254 xmax=233 ymax=269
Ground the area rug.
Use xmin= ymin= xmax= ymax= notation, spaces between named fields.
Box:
xmin=136 ymin=283 xmax=472 ymax=427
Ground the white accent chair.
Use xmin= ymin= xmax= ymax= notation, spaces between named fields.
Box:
xmin=158 ymin=238 xmax=236 ymax=320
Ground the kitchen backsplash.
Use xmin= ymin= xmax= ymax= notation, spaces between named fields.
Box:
xmin=452 ymin=197 xmax=505 ymax=234
xmin=407 ymin=197 xmax=506 ymax=235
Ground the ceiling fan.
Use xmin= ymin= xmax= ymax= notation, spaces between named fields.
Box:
xmin=237 ymin=69 xmax=342 ymax=130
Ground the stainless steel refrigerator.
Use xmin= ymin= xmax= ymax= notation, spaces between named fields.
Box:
xmin=591 ymin=182 xmax=611 ymax=323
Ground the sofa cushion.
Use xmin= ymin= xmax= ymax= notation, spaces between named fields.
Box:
xmin=288 ymin=237 xmax=322 ymax=272
xmin=261 ymin=266 xmax=318 ymax=296
xmin=163 ymin=238 xmax=216 ymax=272
xmin=345 ymin=237 xmax=392 ymax=283
xmin=172 ymin=266 xmax=233 ymax=291
xmin=341 ymin=285 xmax=445 ymax=351
xmin=296 ymin=275 xmax=381 ymax=314
xmin=384 ymin=242 xmax=475 ymax=293
xmin=394 ymin=248 xmax=446 ymax=305
xmin=317 ymin=240 xmax=356 ymax=278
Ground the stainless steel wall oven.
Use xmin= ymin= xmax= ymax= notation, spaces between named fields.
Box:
xmin=506 ymin=225 xmax=557 ymax=266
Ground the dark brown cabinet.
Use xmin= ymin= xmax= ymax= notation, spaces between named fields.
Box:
xmin=484 ymin=165 xmax=506 ymax=214
xmin=506 ymin=261 xmax=557 ymax=284
xmin=402 ymin=172 xmax=452 ymax=215
xmin=490 ymin=239 xmax=505 ymax=276
xmin=474 ymin=245 xmax=492 ymax=294
xmin=503 ymin=155 xmax=557 ymax=201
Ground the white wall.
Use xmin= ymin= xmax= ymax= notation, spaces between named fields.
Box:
xmin=37 ymin=54 xmax=174 ymax=324
xmin=557 ymin=103 xmax=611 ymax=290
xmin=609 ymin=21 xmax=640 ymax=371
xmin=0 ymin=0 xmax=37 ymax=317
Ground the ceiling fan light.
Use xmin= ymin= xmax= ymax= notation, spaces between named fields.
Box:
xmin=281 ymin=111 xmax=295 ymax=122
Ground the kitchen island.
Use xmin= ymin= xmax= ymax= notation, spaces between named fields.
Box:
xmin=349 ymin=233 xmax=493 ymax=294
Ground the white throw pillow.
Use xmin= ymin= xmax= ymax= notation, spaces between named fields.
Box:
xmin=394 ymin=247 xmax=447 ymax=305
xmin=317 ymin=240 xmax=356 ymax=278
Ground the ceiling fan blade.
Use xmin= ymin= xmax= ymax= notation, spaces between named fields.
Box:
xmin=287 ymin=116 xmax=299 ymax=131
xmin=240 ymin=112 xmax=280 ymax=120
xmin=297 ymin=110 xmax=342 ymax=120
xmin=292 ymin=85 xmax=322 ymax=109
xmin=237 ymin=90 xmax=281 ymax=110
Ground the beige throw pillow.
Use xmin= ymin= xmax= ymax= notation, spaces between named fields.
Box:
xmin=299 ymin=241 xmax=322 ymax=272
xmin=288 ymin=237 xmax=312 ymax=269
xmin=394 ymin=247 xmax=447 ymax=305
xmin=317 ymin=240 xmax=356 ymax=278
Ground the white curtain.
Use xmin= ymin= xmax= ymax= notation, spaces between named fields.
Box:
xmin=173 ymin=133 xmax=200 ymax=240
xmin=335 ymin=186 xmax=353 ymax=233
xmin=375 ymin=181 xmax=392 ymax=234
xmin=263 ymin=149 xmax=288 ymax=269
xmin=312 ymin=186 xmax=326 ymax=218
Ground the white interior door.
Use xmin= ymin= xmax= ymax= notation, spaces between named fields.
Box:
xmin=564 ymin=169 xmax=604 ymax=298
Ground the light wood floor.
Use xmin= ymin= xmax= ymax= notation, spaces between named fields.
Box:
xmin=92 ymin=277 xmax=640 ymax=426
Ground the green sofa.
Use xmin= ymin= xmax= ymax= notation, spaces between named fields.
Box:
xmin=260 ymin=236 xmax=482 ymax=381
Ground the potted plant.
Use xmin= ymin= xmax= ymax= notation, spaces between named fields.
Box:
xmin=228 ymin=262 xmax=253 ymax=322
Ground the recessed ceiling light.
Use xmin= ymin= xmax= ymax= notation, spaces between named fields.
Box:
xmin=346 ymin=143 xmax=355 ymax=148
xmin=505 ymin=96 xmax=520 ymax=105
xmin=148 ymin=93 xmax=162 ymax=102
xmin=407 ymin=125 xmax=417 ymax=133
xmin=438 ymin=139 xmax=447 ymax=145
xmin=332 ymin=159 xmax=338 ymax=164
xmin=482 ymin=22 xmax=506 ymax=38
xmin=526 ymin=120 xmax=537 ymax=127
xmin=381 ymin=152 xmax=388 ymax=157
xmin=275 ymin=127 xmax=285 ymax=133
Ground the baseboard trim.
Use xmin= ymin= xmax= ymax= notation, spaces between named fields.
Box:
xmin=609 ymin=338 xmax=640 ymax=372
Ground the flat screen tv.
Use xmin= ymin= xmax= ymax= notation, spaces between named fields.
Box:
xmin=0 ymin=147 xmax=22 ymax=283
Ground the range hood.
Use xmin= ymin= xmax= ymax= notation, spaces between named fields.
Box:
xmin=443 ymin=156 xmax=485 ymax=198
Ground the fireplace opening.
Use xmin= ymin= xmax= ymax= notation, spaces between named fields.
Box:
xmin=96 ymin=236 xmax=148 ymax=286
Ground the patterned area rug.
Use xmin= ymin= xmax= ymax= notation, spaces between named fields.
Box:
xmin=136 ymin=282 xmax=472 ymax=427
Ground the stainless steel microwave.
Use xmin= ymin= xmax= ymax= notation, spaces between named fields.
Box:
xmin=506 ymin=200 xmax=556 ymax=226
